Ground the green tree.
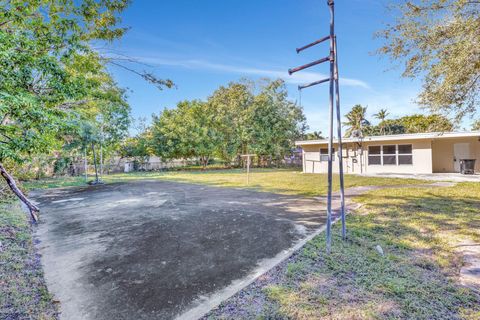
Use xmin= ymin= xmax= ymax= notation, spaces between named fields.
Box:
xmin=343 ymin=105 xmax=370 ymax=137
xmin=207 ymin=81 xmax=254 ymax=165
xmin=377 ymin=1 xmax=479 ymax=120
xmin=79 ymin=122 xmax=102 ymax=184
xmin=398 ymin=114 xmax=454 ymax=133
xmin=149 ymin=79 xmax=306 ymax=168
xmin=374 ymin=109 xmax=390 ymax=135
xmin=303 ymin=131 xmax=324 ymax=140
xmin=472 ymin=120 xmax=480 ymax=131
xmin=0 ymin=1 xmax=164 ymax=220
xmin=150 ymin=101 xmax=218 ymax=169
xmin=369 ymin=113 xmax=454 ymax=135
xmin=248 ymin=79 xmax=306 ymax=164
xmin=375 ymin=119 xmax=406 ymax=135
xmin=119 ymin=135 xmax=152 ymax=166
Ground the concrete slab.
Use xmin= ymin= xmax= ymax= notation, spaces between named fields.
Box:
xmin=361 ymin=172 xmax=480 ymax=182
xmin=33 ymin=180 xmax=331 ymax=320
xmin=456 ymin=240 xmax=480 ymax=292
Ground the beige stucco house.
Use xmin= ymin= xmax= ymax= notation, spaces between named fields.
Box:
xmin=296 ymin=132 xmax=480 ymax=174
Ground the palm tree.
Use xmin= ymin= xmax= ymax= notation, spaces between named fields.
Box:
xmin=374 ymin=108 xmax=389 ymax=135
xmin=303 ymin=131 xmax=324 ymax=140
xmin=343 ymin=105 xmax=370 ymax=137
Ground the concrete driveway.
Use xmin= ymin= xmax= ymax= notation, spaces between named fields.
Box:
xmin=33 ymin=180 xmax=327 ymax=320
xmin=362 ymin=172 xmax=480 ymax=182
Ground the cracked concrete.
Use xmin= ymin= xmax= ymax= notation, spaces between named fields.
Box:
xmin=33 ymin=180 xmax=333 ymax=320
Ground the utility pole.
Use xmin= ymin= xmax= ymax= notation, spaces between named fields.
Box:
xmin=288 ymin=0 xmax=346 ymax=252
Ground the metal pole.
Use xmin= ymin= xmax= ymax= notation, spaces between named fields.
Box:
xmin=247 ymin=156 xmax=250 ymax=185
xmin=100 ymin=143 xmax=103 ymax=177
xmin=84 ymin=147 xmax=88 ymax=182
xmin=326 ymin=0 xmax=335 ymax=253
xmin=334 ymin=36 xmax=346 ymax=240
xmin=92 ymin=143 xmax=99 ymax=183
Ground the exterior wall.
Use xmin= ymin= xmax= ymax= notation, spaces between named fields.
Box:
xmin=432 ymin=137 xmax=480 ymax=173
xmin=302 ymin=139 xmax=433 ymax=174
xmin=300 ymin=133 xmax=480 ymax=175
xmin=362 ymin=139 xmax=432 ymax=174
xmin=302 ymin=144 xmax=342 ymax=174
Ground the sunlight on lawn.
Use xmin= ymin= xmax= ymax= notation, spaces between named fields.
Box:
xmin=264 ymin=182 xmax=480 ymax=319
xmin=25 ymin=168 xmax=428 ymax=197
xmin=23 ymin=170 xmax=480 ymax=319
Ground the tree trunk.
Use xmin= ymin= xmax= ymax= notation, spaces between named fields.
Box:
xmin=203 ymin=156 xmax=209 ymax=169
xmin=0 ymin=162 xmax=39 ymax=222
xmin=91 ymin=143 xmax=99 ymax=183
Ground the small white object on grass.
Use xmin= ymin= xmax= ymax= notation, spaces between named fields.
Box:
xmin=375 ymin=245 xmax=384 ymax=256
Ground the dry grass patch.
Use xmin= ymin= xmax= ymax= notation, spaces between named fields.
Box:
xmin=0 ymin=201 xmax=58 ymax=319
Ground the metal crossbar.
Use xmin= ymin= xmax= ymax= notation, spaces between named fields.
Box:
xmin=298 ymin=78 xmax=330 ymax=90
xmin=288 ymin=56 xmax=331 ymax=75
xmin=288 ymin=0 xmax=346 ymax=253
xmin=296 ymin=35 xmax=331 ymax=53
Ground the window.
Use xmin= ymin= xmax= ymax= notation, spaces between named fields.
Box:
xmin=368 ymin=146 xmax=381 ymax=165
xmin=320 ymin=147 xmax=335 ymax=162
xmin=368 ymin=144 xmax=413 ymax=166
xmin=383 ymin=145 xmax=396 ymax=165
xmin=398 ymin=144 xmax=413 ymax=165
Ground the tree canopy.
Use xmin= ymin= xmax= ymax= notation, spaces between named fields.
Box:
xmin=149 ymin=79 xmax=306 ymax=167
xmin=378 ymin=0 xmax=480 ymax=120
xmin=343 ymin=105 xmax=370 ymax=137
xmin=0 ymin=0 xmax=166 ymax=219
xmin=343 ymin=105 xmax=454 ymax=137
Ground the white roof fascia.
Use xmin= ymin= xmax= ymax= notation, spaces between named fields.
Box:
xmin=295 ymin=131 xmax=480 ymax=146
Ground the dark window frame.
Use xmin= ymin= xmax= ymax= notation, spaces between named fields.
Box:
xmin=320 ymin=147 xmax=335 ymax=162
xmin=382 ymin=144 xmax=397 ymax=165
xmin=398 ymin=144 xmax=413 ymax=165
xmin=368 ymin=145 xmax=382 ymax=166
xmin=368 ymin=144 xmax=413 ymax=166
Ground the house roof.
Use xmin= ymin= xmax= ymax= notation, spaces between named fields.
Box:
xmin=295 ymin=131 xmax=480 ymax=146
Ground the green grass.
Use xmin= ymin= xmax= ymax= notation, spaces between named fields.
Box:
xmin=22 ymin=169 xmax=480 ymax=318
xmin=24 ymin=168 xmax=428 ymax=197
xmin=0 ymin=200 xmax=58 ymax=319
xmin=262 ymin=182 xmax=480 ymax=319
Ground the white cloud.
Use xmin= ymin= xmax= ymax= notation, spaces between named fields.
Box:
xmin=121 ymin=56 xmax=370 ymax=89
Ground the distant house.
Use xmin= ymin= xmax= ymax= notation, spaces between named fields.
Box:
xmin=295 ymin=132 xmax=480 ymax=174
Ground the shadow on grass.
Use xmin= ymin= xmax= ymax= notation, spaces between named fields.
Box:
xmin=208 ymin=184 xmax=480 ymax=319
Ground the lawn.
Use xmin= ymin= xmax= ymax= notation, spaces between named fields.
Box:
xmin=19 ymin=169 xmax=480 ymax=319
xmin=206 ymin=182 xmax=480 ymax=319
xmin=0 ymin=199 xmax=58 ymax=319
xmin=24 ymin=168 xmax=428 ymax=196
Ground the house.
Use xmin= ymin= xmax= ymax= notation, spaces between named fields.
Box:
xmin=295 ymin=131 xmax=480 ymax=174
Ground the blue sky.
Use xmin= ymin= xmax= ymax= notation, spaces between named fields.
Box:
xmin=101 ymin=0 xmax=464 ymax=135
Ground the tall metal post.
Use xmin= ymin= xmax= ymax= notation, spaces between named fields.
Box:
xmin=288 ymin=0 xmax=345 ymax=252
xmin=247 ymin=155 xmax=250 ymax=185
xmin=84 ymin=147 xmax=88 ymax=182
xmin=334 ymin=36 xmax=346 ymax=240
xmin=326 ymin=0 xmax=335 ymax=253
